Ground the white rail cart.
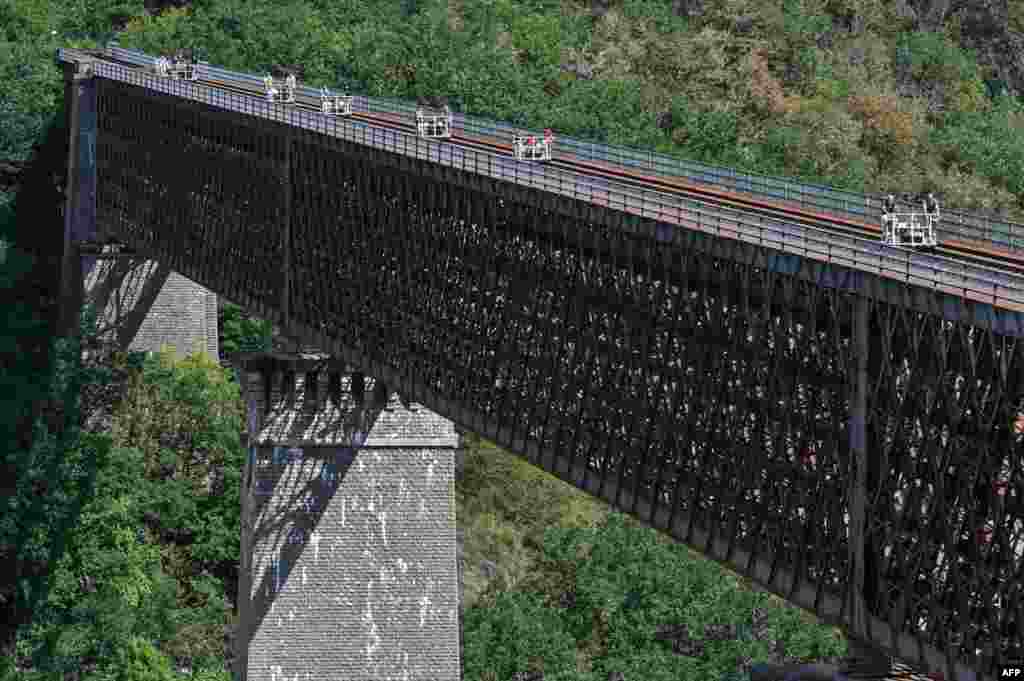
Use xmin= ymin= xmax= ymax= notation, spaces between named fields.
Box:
xmin=416 ymin=106 xmax=452 ymax=139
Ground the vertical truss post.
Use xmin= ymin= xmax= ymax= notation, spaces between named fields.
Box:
xmin=281 ymin=131 xmax=292 ymax=334
xmin=58 ymin=58 xmax=96 ymax=340
xmin=847 ymin=282 xmax=871 ymax=646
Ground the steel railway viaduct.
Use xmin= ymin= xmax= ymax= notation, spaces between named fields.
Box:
xmin=54 ymin=48 xmax=1024 ymax=681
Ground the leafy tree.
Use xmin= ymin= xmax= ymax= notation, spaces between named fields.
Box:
xmin=510 ymin=13 xmax=564 ymax=70
xmin=671 ymin=103 xmax=744 ymax=167
xmin=59 ymin=0 xmax=147 ymax=43
xmin=9 ymin=346 xmax=242 ymax=674
xmin=88 ymin=636 xmax=179 ymax=681
xmin=111 ymin=349 xmax=244 ymax=592
xmin=218 ymin=302 xmax=273 ymax=359
xmin=896 ymin=31 xmax=980 ymax=85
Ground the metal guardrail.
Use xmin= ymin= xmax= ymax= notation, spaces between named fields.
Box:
xmin=373 ymin=101 xmax=1024 ymax=251
xmin=59 ymin=47 xmax=1024 ymax=312
xmin=99 ymin=47 xmax=1024 ymax=254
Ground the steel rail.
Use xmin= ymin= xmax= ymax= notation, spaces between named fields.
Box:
xmin=58 ymin=47 xmax=1024 ymax=311
xmin=104 ymin=46 xmax=1024 ymax=254
xmin=76 ymin=49 xmax=1024 ymax=309
xmin=96 ymin=47 xmax=1024 ymax=265
xmin=359 ymin=93 xmax=1024 ymax=254
xmin=351 ymin=108 xmax=1024 ymax=279
xmin=94 ymin=49 xmax=1024 ymax=274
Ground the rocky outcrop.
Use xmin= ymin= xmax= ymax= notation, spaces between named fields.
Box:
xmin=957 ymin=16 xmax=1024 ymax=97
xmin=903 ymin=0 xmax=1024 ymax=98
xmin=560 ymin=60 xmax=594 ymax=80
xmin=671 ymin=0 xmax=704 ymax=18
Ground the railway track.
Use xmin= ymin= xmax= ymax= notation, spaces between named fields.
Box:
xmin=141 ymin=60 xmax=1024 ymax=278
xmin=78 ymin=49 xmax=1024 ymax=309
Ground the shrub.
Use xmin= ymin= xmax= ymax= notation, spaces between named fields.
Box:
xmin=779 ymin=0 xmax=832 ymax=50
xmin=510 ymin=13 xmax=563 ymax=69
xmin=742 ymin=49 xmax=792 ymax=117
xmin=218 ymin=302 xmax=272 ymax=359
xmin=949 ymin=75 xmax=990 ymax=114
xmin=1012 ymin=0 xmax=1024 ymax=33
xmin=932 ymin=97 xmax=1024 ymax=199
xmin=895 ymin=31 xmax=980 ymax=85
xmin=928 ymin=165 xmax=1020 ymax=216
xmin=759 ymin=101 xmax=868 ymax=185
xmin=462 ymin=591 xmax=578 ymax=680
xmin=847 ymin=93 xmax=917 ymax=163
xmin=94 ymin=636 xmax=178 ymax=681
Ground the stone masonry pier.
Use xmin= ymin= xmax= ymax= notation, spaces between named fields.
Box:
xmin=234 ymin=351 xmax=461 ymax=681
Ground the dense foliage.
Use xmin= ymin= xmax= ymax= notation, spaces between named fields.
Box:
xmin=4 ymin=0 xmax=1024 ymax=677
xmin=2 ymin=327 xmax=240 ymax=679
xmin=217 ymin=302 xmax=273 ymax=358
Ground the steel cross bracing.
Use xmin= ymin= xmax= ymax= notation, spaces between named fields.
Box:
xmin=101 ymin=45 xmax=1024 ymax=254
xmin=79 ymin=72 xmax=1024 ymax=681
xmin=58 ymin=47 xmax=1024 ymax=314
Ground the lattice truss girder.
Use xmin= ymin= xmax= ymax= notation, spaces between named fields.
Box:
xmin=865 ymin=305 xmax=1024 ymax=661
xmin=96 ymin=79 xmax=285 ymax=313
xmin=92 ymin=79 xmax=1024 ymax=671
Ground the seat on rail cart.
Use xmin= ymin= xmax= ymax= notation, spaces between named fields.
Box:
xmin=174 ymin=57 xmax=199 ymax=81
xmin=882 ymin=212 xmax=937 ymax=248
xmin=154 ymin=55 xmax=202 ymax=81
xmin=513 ymin=130 xmax=554 ymax=162
xmin=416 ymin=106 xmax=452 ymax=139
xmin=263 ymin=73 xmax=296 ymax=103
xmin=320 ymin=87 xmax=352 ymax=116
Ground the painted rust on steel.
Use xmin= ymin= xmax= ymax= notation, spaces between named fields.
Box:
xmin=90 ymin=77 xmax=1024 ymax=680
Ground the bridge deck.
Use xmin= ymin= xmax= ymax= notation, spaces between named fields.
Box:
xmin=56 ymin=46 xmax=1024 ymax=321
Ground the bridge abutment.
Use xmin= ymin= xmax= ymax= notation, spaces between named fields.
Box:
xmin=60 ymin=59 xmax=218 ymax=359
xmin=235 ymin=353 xmax=461 ymax=681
